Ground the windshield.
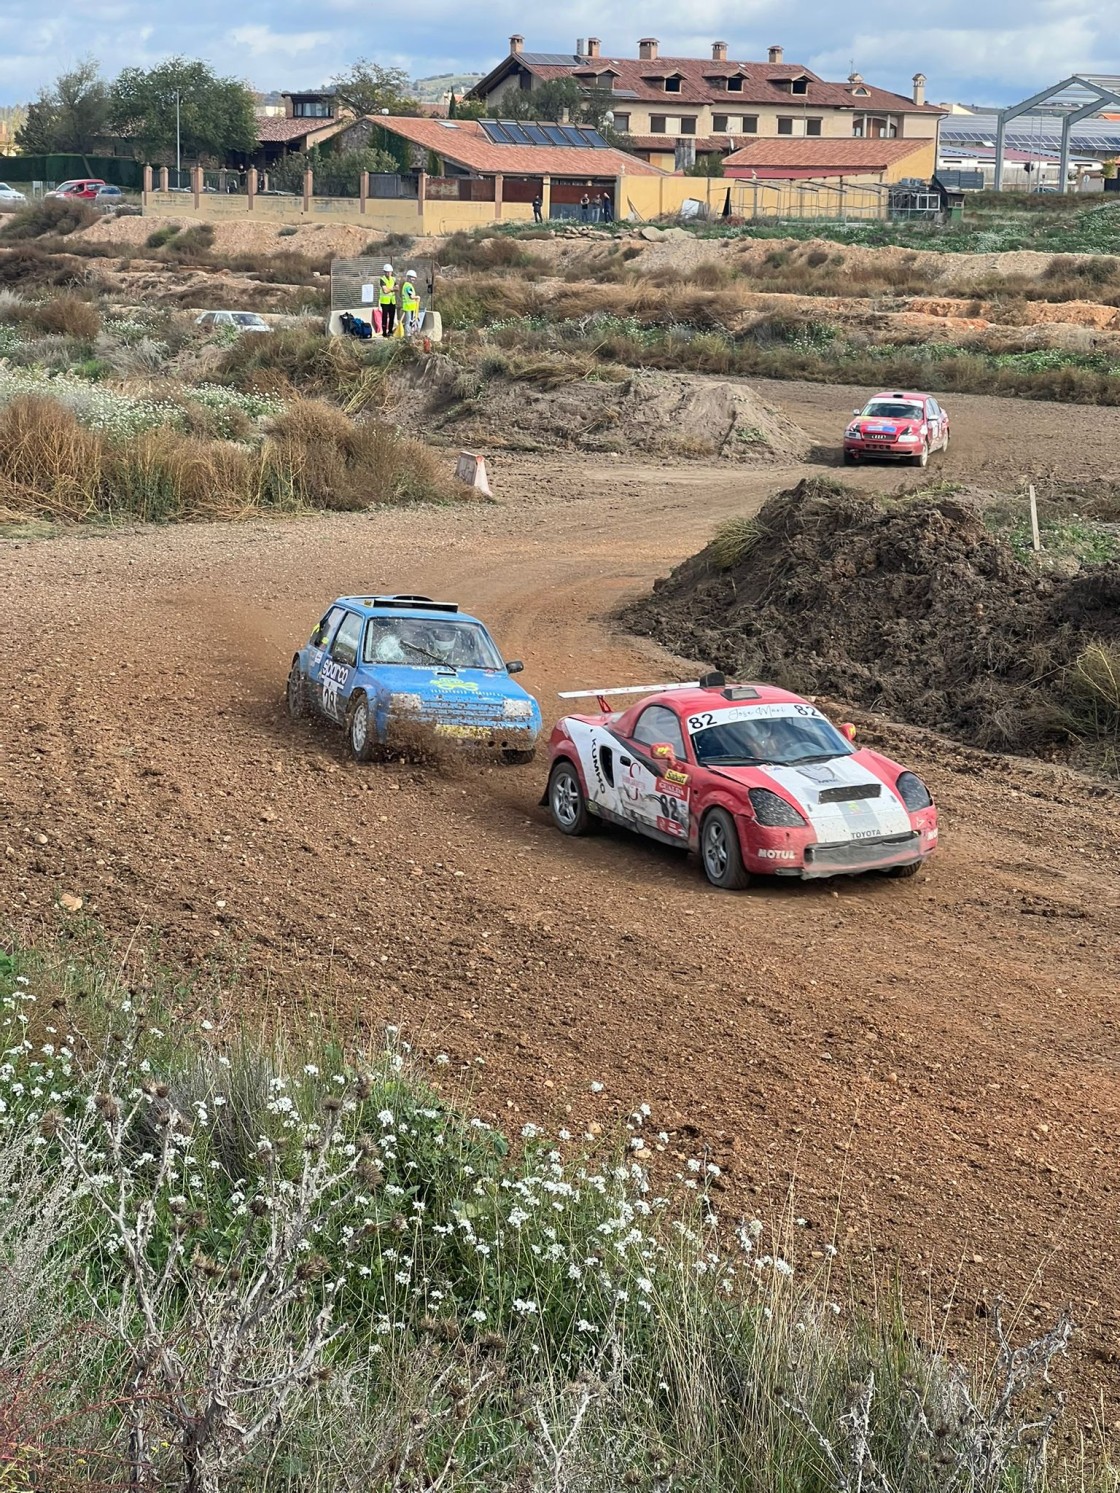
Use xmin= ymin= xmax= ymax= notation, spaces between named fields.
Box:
xmin=364 ymin=616 xmax=505 ymax=670
xmin=233 ymin=312 xmax=265 ymax=326
xmin=863 ymin=400 xmax=923 ymax=421
xmin=689 ymin=707 xmax=854 ymax=767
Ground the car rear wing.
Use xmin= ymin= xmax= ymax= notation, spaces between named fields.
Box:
xmin=559 ymin=681 xmax=704 ymax=713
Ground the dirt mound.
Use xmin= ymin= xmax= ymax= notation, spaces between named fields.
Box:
xmin=412 ymin=356 xmax=810 ymax=462
xmin=622 ymin=477 xmax=1120 ymax=758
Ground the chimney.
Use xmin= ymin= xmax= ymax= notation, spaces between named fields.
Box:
xmin=576 ymin=38 xmax=586 ymax=57
xmin=638 ymin=37 xmax=659 ymax=61
xmin=509 ymin=34 xmax=523 ymax=55
xmin=768 ymin=44 xmax=783 ymax=64
xmin=912 ymin=72 xmax=927 ymax=106
xmin=587 ymin=37 xmax=601 ymax=58
xmin=847 ymin=70 xmax=863 ymax=85
xmin=712 ymin=41 xmax=728 ymax=62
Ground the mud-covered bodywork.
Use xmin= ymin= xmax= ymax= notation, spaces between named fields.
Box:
xmin=288 ymin=594 xmax=542 ymax=758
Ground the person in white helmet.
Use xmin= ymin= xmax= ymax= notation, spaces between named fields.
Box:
xmin=401 ymin=269 xmax=421 ymax=336
xmin=378 ymin=263 xmax=397 ymax=337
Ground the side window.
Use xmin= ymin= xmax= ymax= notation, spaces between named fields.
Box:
xmin=632 ymin=705 xmax=686 ymax=758
xmin=331 ymin=612 xmax=362 ymax=668
xmin=310 ymin=606 xmax=344 ymax=649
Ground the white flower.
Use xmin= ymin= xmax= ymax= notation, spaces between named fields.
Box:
xmin=520 ymin=1123 xmax=541 ymax=1139
xmin=303 ymin=1064 xmax=319 ymax=1076
xmin=378 ymin=1110 xmax=395 ymax=1127
xmin=512 ymin=1298 xmax=538 ymax=1315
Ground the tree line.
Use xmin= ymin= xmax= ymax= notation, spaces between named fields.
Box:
xmin=14 ymin=57 xmax=425 ymax=166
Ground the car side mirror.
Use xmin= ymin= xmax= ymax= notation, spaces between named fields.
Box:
xmin=506 ymin=660 xmax=524 ymax=675
xmin=852 ymin=408 xmax=861 ymax=416
xmin=841 ymin=723 xmax=857 ymax=742
xmin=651 ymin=741 xmax=677 ymax=763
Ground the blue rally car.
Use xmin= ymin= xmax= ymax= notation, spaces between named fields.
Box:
xmin=287 ymin=594 xmax=542 ymax=763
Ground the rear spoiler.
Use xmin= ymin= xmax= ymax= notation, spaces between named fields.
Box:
xmin=559 ymin=681 xmax=703 ymax=713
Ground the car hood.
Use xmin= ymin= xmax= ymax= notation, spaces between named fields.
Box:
xmin=712 ymin=751 xmax=913 ymax=842
xmin=853 ymin=416 xmax=922 ymax=435
xmin=371 ymin=665 xmax=540 ymax=711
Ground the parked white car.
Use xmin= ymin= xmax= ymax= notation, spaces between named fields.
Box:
xmin=194 ymin=311 xmax=272 ymax=333
xmin=0 ymin=182 xmax=27 ymax=207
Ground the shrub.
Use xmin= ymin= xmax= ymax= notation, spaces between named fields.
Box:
xmin=709 ymin=514 xmax=761 ymax=570
xmin=158 ymin=222 xmax=215 ymax=262
xmin=215 ymin=327 xmax=396 ymax=411
xmin=277 ymin=226 xmax=297 ymax=237
xmin=437 ymin=231 xmax=543 ymax=271
xmin=23 ymin=292 xmax=100 ymax=340
xmin=0 ymin=197 xmax=98 ymax=240
xmin=144 ymin=223 xmax=180 ymax=249
xmin=1066 ymin=641 xmax=1120 ymax=738
xmin=0 ymin=392 xmax=462 ymax=522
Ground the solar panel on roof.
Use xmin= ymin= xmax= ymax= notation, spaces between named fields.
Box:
xmin=499 ymin=120 xmax=533 ymax=144
xmin=542 ymin=124 xmax=568 ymax=145
xmin=557 ymin=125 xmax=585 ymax=146
xmin=524 ymin=124 xmax=551 ymax=145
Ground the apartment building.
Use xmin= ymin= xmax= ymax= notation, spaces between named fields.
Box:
xmin=470 ymin=38 xmax=943 ymax=170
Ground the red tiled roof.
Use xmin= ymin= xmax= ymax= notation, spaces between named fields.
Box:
xmin=723 ymin=137 xmax=929 ymax=171
xmin=256 ymin=116 xmax=346 ymax=143
xmin=501 ymin=55 xmax=944 ymax=114
xmin=625 ymin=135 xmax=733 ymax=152
xmin=374 ymin=115 xmax=662 ymax=176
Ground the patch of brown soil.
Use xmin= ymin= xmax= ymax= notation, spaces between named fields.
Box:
xmin=622 ymin=477 xmax=1120 ymax=757
xmin=413 ymin=355 xmax=811 ymax=461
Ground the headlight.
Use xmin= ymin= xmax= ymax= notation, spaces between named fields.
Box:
xmin=748 ymin=787 xmax=807 ymax=828
xmin=897 ymin=433 xmax=919 ymax=443
xmin=895 ymin=771 xmax=933 ymax=811
xmin=845 ymin=424 xmax=861 ymax=436
xmin=503 ymin=697 xmax=533 ymax=718
xmin=390 ymin=692 xmax=423 ymax=712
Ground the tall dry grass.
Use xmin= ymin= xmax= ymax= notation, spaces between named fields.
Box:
xmin=0 ymin=394 xmax=462 ymax=524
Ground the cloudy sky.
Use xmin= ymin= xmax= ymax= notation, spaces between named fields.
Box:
xmin=1 ymin=0 xmax=1117 ymax=107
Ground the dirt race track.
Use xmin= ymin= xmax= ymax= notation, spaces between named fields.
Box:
xmin=3 ymin=378 xmax=1119 ymax=1427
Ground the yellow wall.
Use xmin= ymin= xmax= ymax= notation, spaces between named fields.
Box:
xmin=144 ymin=190 xmax=535 ymax=234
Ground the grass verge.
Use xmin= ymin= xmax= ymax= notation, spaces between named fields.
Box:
xmin=0 ymin=938 xmax=1104 ymax=1492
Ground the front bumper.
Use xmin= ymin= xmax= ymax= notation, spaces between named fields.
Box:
xmin=799 ymin=830 xmax=928 ymax=878
xmin=844 ymin=438 xmax=922 ymax=461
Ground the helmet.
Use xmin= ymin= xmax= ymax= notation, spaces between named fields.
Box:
xmin=428 ymin=624 xmax=458 ymax=660
xmin=382 ymin=263 xmax=393 ymax=272
xmin=406 ymin=269 xmax=417 ymax=277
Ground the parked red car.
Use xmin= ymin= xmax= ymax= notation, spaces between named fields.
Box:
xmin=46 ymin=179 xmax=107 ymax=200
xmin=543 ymin=674 xmax=938 ymax=889
xmin=843 ymin=390 xmax=950 ymax=466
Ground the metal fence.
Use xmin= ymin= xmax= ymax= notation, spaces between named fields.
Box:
xmin=329 ymin=257 xmax=436 ymax=314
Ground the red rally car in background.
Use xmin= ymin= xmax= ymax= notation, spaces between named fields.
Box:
xmin=843 ymin=390 xmax=950 ymax=466
xmin=542 ymin=674 xmax=938 ymax=889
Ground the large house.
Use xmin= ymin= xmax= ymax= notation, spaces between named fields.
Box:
xmin=470 ymin=37 xmax=944 ymax=172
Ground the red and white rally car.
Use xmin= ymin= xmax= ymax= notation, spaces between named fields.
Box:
xmin=843 ymin=390 xmax=950 ymax=466
xmin=542 ymin=675 xmax=938 ymax=889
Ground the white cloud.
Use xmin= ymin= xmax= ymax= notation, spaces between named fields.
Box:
xmin=228 ymin=24 xmax=334 ymax=60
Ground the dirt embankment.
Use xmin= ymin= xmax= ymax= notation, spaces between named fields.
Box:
xmin=409 ymin=354 xmax=811 ymax=461
xmin=622 ymin=478 xmax=1120 ymax=759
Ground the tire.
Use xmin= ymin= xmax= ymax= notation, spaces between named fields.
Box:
xmin=502 ymin=748 xmax=537 ymax=766
xmin=347 ymin=692 xmax=376 ymax=763
xmin=941 ymin=429 xmax=950 ymax=454
xmin=887 ymin=861 xmax=922 ymax=879
xmin=547 ymin=759 xmax=596 ymax=836
xmin=700 ymin=808 xmax=751 ymax=890
xmin=287 ymin=660 xmax=309 ymax=720
xmin=914 ymin=444 xmax=930 ymax=468
xmin=843 ymin=449 xmax=857 ymax=465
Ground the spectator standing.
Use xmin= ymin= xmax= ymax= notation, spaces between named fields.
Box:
xmin=378 ymin=263 xmax=397 ymax=338
xmin=600 ymin=191 xmax=613 ymax=223
xmin=579 ymin=192 xmax=591 ymax=222
xmin=532 ymin=192 xmax=543 ymax=222
xmin=401 ymin=270 xmax=422 ymax=336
